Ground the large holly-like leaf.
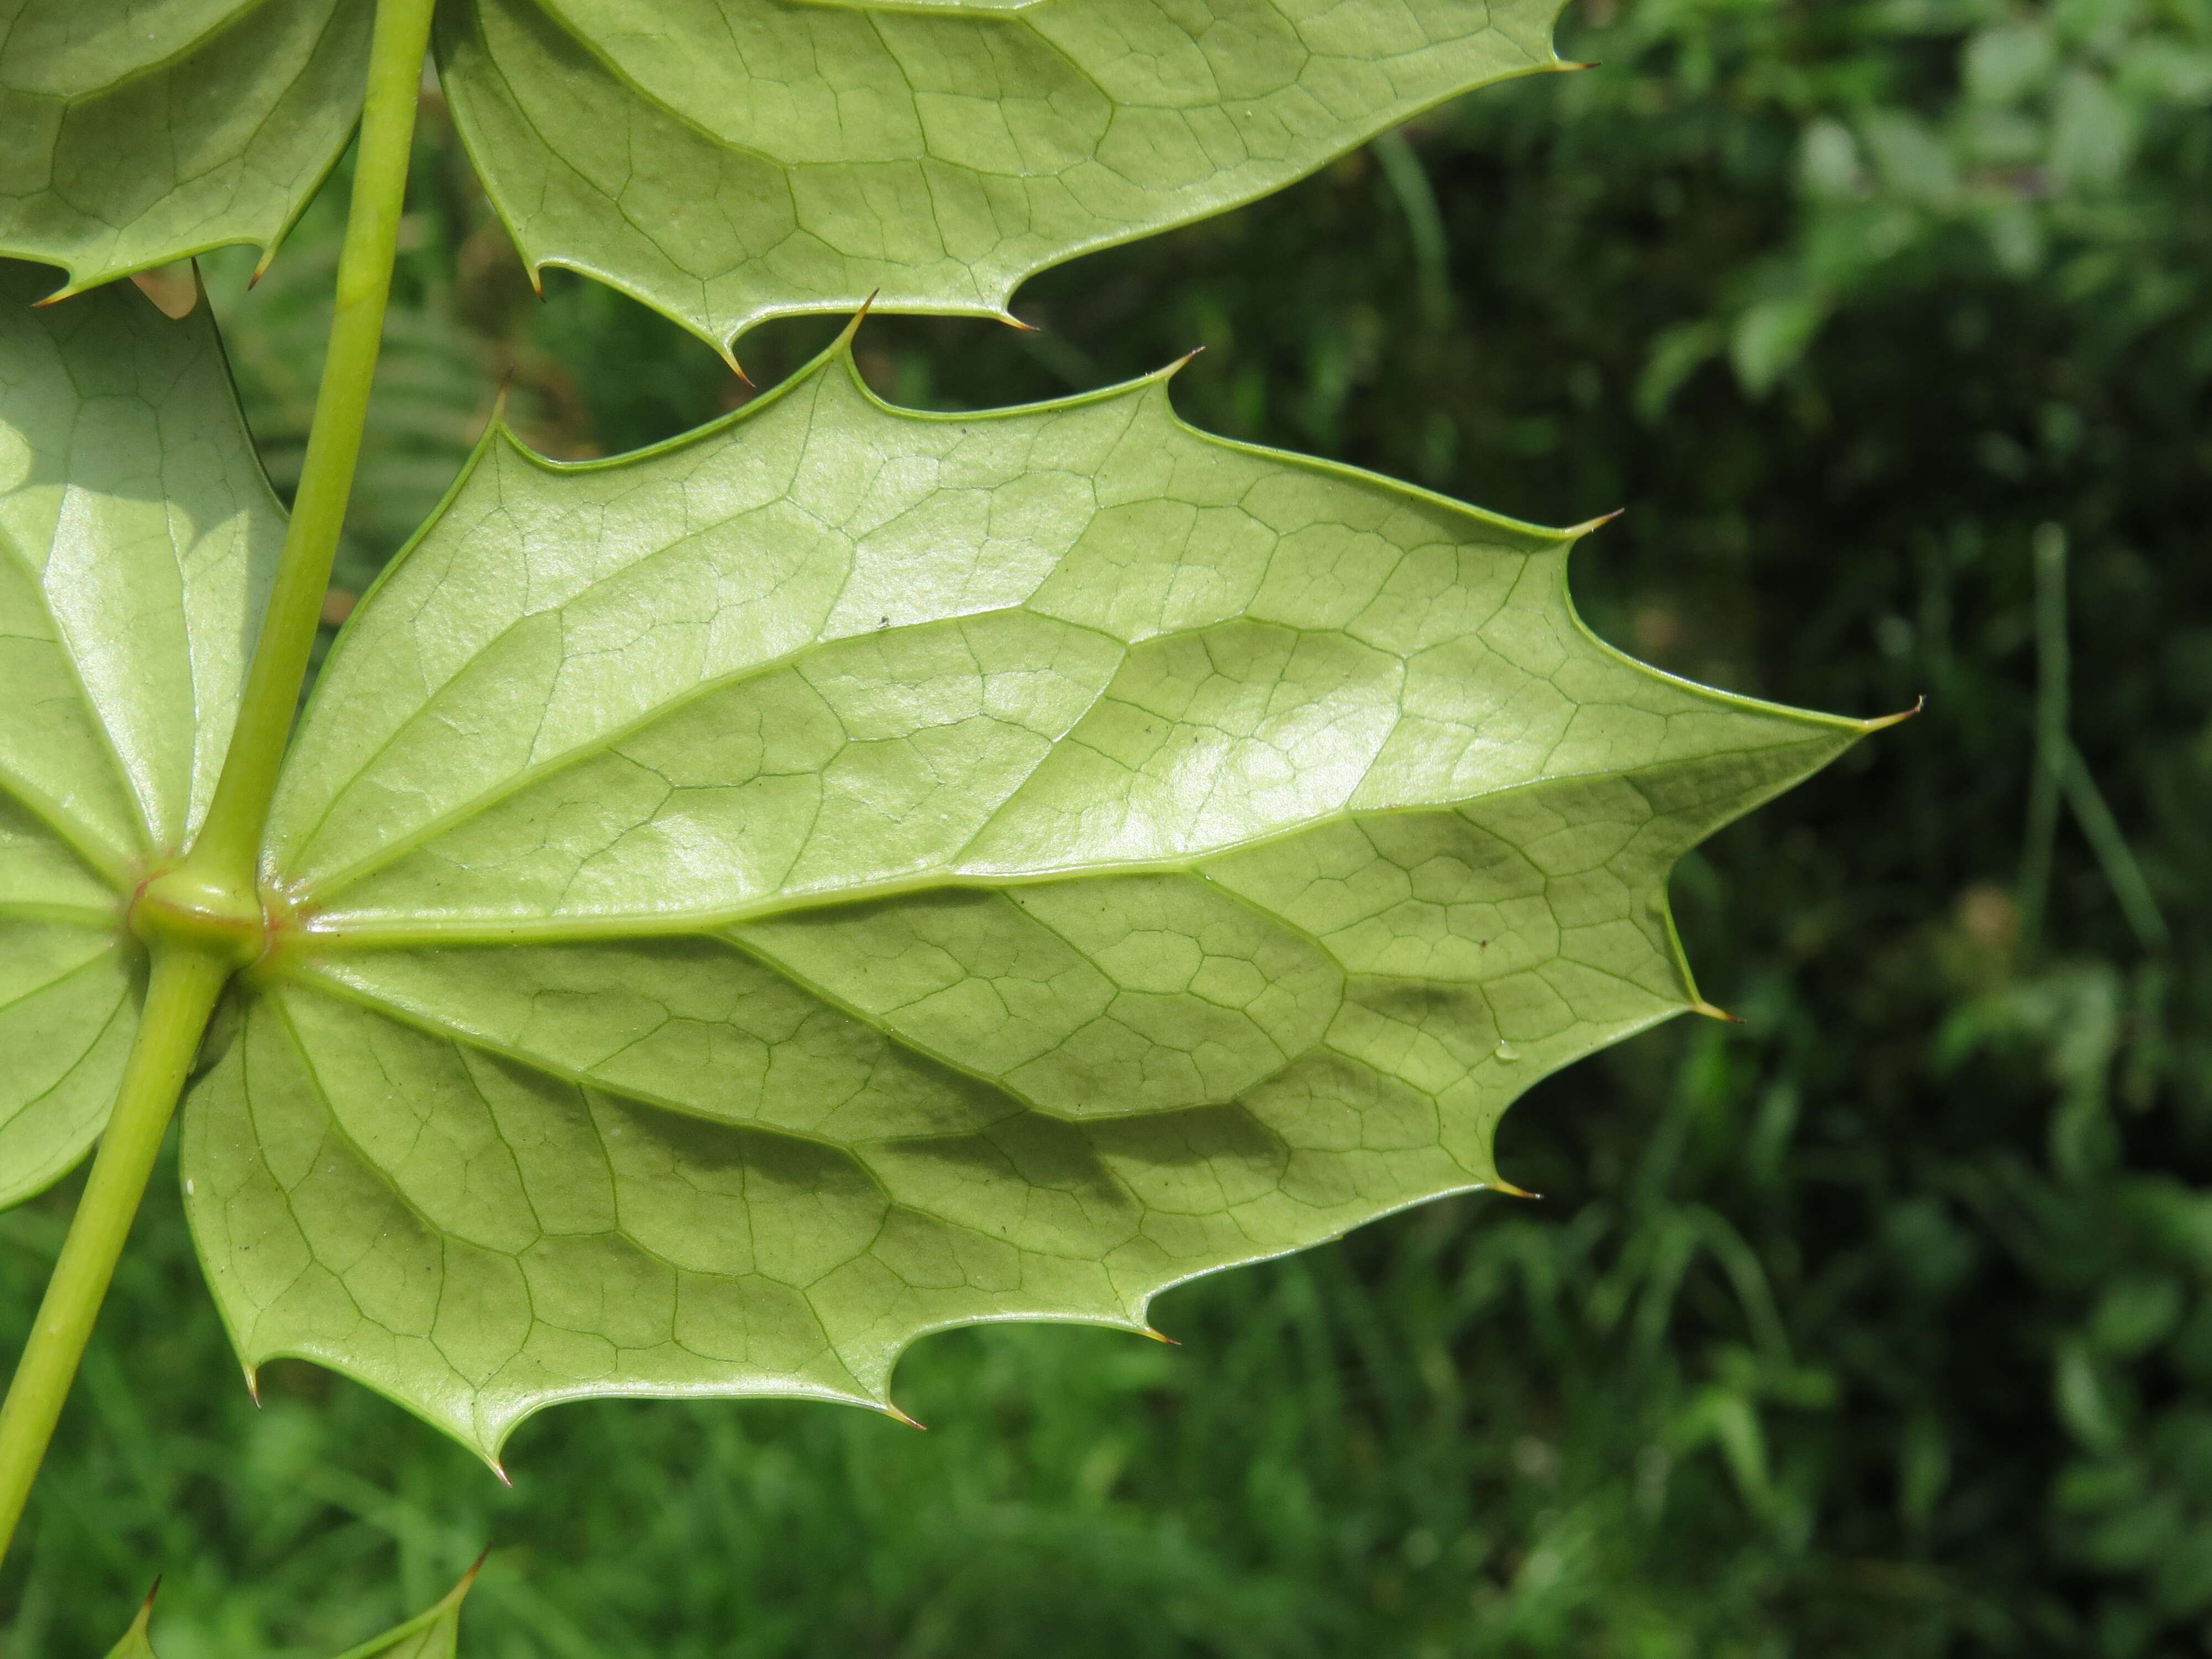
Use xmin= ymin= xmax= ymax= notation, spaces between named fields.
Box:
xmin=0 ymin=259 xmax=282 ymax=1206
xmin=436 ymin=0 xmax=1571 ymax=353
xmin=0 ymin=0 xmax=372 ymax=296
xmin=177 ymin=327 xmax=1876 ymax=1461
xmin=0 ymin=0 xmax=1564 ymax=340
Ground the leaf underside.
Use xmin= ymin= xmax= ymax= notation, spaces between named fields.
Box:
xmin=0 ymin=0 xmax=372 ymax=297
xmin=0 ymin=0 xmax=1566 ymax=342
xmin=437 ymin=0 xmax=1573 ymax=352
xmin=155 ymin=331 xmax=1873 ymax=1460
xmin=0 ymin=260 xmax=281 ymax=1206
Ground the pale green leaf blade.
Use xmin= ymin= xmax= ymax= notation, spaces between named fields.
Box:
xmin=0 ymin=0 xmax=372 ymax=295
xmin=436 ymin=0 xmax=1569 ymax=351
xmin=0 ymin=258 xmax=283 ymax=1203
xmin=0 ymin=915 xmax=137 ymax=1209
xmin=263 ymin=348 xmax=1839 ymax=935
xmin=194 ymin=340 xmax=1876 ymax=1456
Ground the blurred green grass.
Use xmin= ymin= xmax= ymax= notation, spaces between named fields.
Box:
xmin=6 ymin=0 xmax=2212 ymax=1652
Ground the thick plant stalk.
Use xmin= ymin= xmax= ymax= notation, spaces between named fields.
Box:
xmin=0 ymin=947 xmax=229 ymax=1561
xmin=0 ymin=0 xmax=436 ymax=1574
xmin=184 ymin=0 xmax=441 ymax=894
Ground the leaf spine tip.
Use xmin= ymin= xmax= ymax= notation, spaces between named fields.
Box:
xmin=1861 ymin=694 xmax=1926 ymax=733
xmin=882 ymin=1403 xmax=927 ymax=1432
xmin=830 ymin=292 xmax=880 ymax=357
xmin=1140 ymin=1326 xmax=1180 ymax=1347
xmin=1691 ymin=999 xmax=1745 ymax=1025
xmin=1562 ymin=507 xmax=1625 ymax=539
xmin=243 ymin=1366 xmax=261 ymax=1407
xmin=1165 ymin=345 xmax=1205 ymax=379
xmin=998 ymin=309 xmax=1039 ymax=332
xmin=249 ymin=244 xmax=276 ymax=288
xmin=1489 ymin=1179 xmax=1542 ymax=1200
xmin=489 ymin=1458 xmax=513 ymax=1487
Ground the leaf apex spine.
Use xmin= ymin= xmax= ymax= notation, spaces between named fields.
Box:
xmin=1563 ymin=507 xmax=1625 ymax=538
xmin=1691 ymin=999 xmax=1745 ymax=1025
xmin=882 ymin=1403 xmax=928 ymax=1432
xmin=1141 ymin=1326 xmax=1180 ymax=1346
xmin=1489 ymin=1179 xmax=1543 ymax=1200
xmin=1860 ymin=694 xmax=1926 ymax=733
xmin=830 ymin=292 xmax=880 ymax=358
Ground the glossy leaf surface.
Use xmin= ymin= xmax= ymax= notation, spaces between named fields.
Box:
xmin=0 ymin=260 xmax=281 ymax=1206
xmin=178 ymin=335 xmax=1874 ymax=1458
xmin=0 ymin=0 xmax=372 ymax=296
xmin=436 ymin=0 xmax=1571 ymax=351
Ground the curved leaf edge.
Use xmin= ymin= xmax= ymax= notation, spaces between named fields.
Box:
xmin=2 ymin=119 xmax=360 ymax=306
xmin=439 ymin=8 xmax=1584 ymax=360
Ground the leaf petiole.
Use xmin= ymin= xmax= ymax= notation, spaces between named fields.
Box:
xmin=181 ymin=0 xmax=440 ymax=899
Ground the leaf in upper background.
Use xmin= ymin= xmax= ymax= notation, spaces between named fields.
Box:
xmin=0 ymin=0 xmax=1565 ymax=338
xmin=0 ymin=258 xmax=284 ymax=1206
xmin=0 ymin=0 xmax=373 ymax=297
xmin=435 ymin=0 xmax=1572 ymax=354
xmin=103 ymin=1562 xmax=478 ymax=1658
xmin=182 ymin=327 xmax=1883 ymax=1460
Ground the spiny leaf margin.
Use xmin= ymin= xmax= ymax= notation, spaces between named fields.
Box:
xmin=180 ymin=325 xmax=1880 ymax=1461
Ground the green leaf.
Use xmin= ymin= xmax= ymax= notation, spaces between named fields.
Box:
xmin=0 ymin=259 xmax=283 ymax=1207
xmin=0 ymin=0 xmax=1564 ymax=336
xmin=435 ymin=0 xmax=1572 ymax=353
xmin=0 ymin=0 xmax=372 ymax=296
xmin=184 ymin=330 xmax=1874 ymax=1460
xmin=101 ymin=1587 xmax=158 ymax=1659
xmin=102 ymin=1563 xmax=478 ymax=1658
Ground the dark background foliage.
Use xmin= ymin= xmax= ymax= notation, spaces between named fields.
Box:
xmin=4 ymin=1 xmax=2209 ymax=1653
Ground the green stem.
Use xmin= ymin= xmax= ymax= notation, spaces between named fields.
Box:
xmin=184 ymin=0 xmax=440 ymax=893
xmin=0 ymin=0 xmax=435 ymax=1580
xmin=0 ymin=947 xmax=230 ymax=1564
